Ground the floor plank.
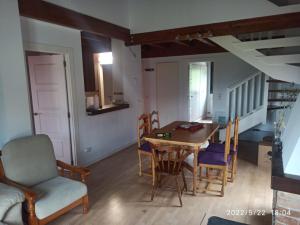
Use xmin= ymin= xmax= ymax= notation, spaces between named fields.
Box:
xmin=50 ymin=144 xmax=273 ymax=225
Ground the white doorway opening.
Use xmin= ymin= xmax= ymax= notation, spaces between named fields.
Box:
xmin=189 ymin=62 xmax=212 ymax=122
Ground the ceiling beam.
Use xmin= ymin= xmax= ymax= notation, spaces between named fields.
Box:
xmin=18 ymin=0 xmax=130 ymax=42
xmin=142 ymin=44 xmax=226 ymax=58
xmin=129 ymin=12 xmax=300 ymax=45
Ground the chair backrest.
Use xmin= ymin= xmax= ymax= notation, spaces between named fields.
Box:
xmin=137 ymin=113 xmax=150 ymax=148
xmin=152 ymin=146 xmax=191 ymax=175
xmin=1 ymin=134 xmax=58 ymax=187
xmin=149 ymin=111 xmax=160 ymax=131
xmin=224 ymin=120 xmax=232 ymax=161
xmin=233 ymin=116 xmax=239 ymax=151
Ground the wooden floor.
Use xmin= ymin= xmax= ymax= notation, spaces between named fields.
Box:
xmin=50 ymin=144 xmax=273 ymax=225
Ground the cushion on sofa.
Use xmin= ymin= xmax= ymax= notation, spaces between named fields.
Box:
xmin=0 ymin=182 xmax=24 ymax=221
xmin=33 ymin=176 xmax=87 ymax=219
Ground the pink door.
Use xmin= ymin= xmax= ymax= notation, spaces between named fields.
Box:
xmin=28 ymin=55 xmax=72 ymax=164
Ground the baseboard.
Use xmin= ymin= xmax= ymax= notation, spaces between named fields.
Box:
xmin=80 ymin=140 xmax=137 ymax=167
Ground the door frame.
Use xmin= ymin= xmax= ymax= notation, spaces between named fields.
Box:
xmin=24 ymin=42 xmax=78 ymax=165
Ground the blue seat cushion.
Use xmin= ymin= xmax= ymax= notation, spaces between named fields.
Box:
xmin=206 ymin=143 xmax=238 ymax=154
xmin=207 ymin=216 xmax=248 ymax=225
xmin=33 ymin=176 xmax=87 ymax=219
xmin=198 ymin=151 xmax=231 ymax=166
xmin=139 ymin=142 xmax=152 ymax=152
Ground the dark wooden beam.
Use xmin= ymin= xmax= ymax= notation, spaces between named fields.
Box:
xmin=146 ymin=43 xmax=166 ymax=49
xmin=194 ymin=38 xmax=215 ymax=47
xmin=129 ymin=12 xmax=300 ymax=45
xmin=142 ymin=43 xmax=226 ymax=58
xmin=18 ymin=0 xmax=130 ymax=42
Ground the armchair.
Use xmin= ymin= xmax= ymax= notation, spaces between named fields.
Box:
xmin=0 ymin=134 xmax=90 ymax=225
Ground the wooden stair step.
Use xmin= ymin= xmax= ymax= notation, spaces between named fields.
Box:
xmin=269 ymin=89 xmax=300 ymax=93
xmin=268 ymin=98 xmax=296 ymax=102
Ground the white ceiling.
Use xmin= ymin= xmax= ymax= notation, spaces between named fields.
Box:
xmin=44 ymin=0 xmax=300 ymax=33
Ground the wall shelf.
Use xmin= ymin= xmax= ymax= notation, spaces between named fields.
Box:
xmin=86 ymin=104 xmax=129 ymax=116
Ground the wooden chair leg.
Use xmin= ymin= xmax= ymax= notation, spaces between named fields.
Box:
xmin=230 ymin=157 xmax=235 ymax=182
xmin=151 ymin=156 xmax=155 ymax=186
xmin=27 ymin=200 xmax=38 ymax=225
xmin=224 ymin=166 xmax=228 ymax=186
xmin=181 ymin=169 xmax=187 ymax=191
xmin=234 ymin=154 xmax=238 ymax=175
xmin=199 ymin=166 xmax=202 ymax=181
xmin=221 ymin=168 xmax=226 ymax=197
xmin=151 ymin=178 xmax=158 ymax=201
xmin=83 ymin=195 xmax=89 ymax=214
xmin=138 ymin=151 xmax=142 ymax=176
xmin=175 ymin=176 xmax=182 ymax=207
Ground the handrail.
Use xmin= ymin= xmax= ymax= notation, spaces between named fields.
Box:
xmin=227 ymin=71 xmax=262 ymax=91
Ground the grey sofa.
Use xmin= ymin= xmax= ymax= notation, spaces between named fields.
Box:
xmin=0 ymin=182 xmax=25 ymax=225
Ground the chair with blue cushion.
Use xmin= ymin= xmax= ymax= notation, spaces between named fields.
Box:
xmin=206 ymin=116 xmax=239 ymax=182
xmin=198 ymin=120 xmax=232 ymax=197
xmin=0 ymin=135 xmax=90 ymax=225
xmin=137 ymin=113 xmax=156 ymax=185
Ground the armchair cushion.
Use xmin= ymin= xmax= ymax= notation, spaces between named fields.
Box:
xmin=0 ymin=182 xmax=24 ymax=221
xmin=33 ymin=176 xmax=87 ymax=219
xmin=1 ymin=135 xmax=58 ymax=186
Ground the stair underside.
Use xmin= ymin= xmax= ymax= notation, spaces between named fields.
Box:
xmin=209 ymin=36 xmax=300 ymax=83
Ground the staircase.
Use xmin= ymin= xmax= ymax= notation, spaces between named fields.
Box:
xmin=209 ymin=34 xmax=300 ymax=83
xmin=219 ymin=72 xmax=269 ymax=141
xmin=210 ymin=30 xmax=300 ymax=140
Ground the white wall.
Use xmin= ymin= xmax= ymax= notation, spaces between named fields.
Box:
xmin=45 ymin=0 xmax=129 ymax=28
xmin=142 ymin=52 xmax=257 ymax=122
xmin=0 ymin=0 xmax=32 ymax=148
xmin=129 ymin=0 xmax=300 ymax=33
xmin=281 ymin=96 xmax=300 ymax=176
xmin=21 ymin=18 xmax=142 ymax=166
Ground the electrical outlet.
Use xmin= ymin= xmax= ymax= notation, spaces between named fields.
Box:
xmin=84 ymin=147 xmax=92 ymax=153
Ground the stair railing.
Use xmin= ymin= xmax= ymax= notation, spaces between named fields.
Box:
xmin=227 ymin=72 xmax=268 ymax=120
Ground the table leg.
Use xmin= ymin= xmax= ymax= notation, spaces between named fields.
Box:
xmin=193 ymin=147 xmax=199 ymax=195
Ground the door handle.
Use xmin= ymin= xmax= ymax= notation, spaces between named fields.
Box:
xmin=33 ymin=112 xmax=40 ymax=116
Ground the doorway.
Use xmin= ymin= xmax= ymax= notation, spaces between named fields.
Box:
xmin=26 ymin=51 xmax=73 ymax=164
xmin=189 ymin=62 xmax=210 ymax=122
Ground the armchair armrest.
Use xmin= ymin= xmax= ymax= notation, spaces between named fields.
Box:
xmin=56 ymin=160 xmax=90 ymax=183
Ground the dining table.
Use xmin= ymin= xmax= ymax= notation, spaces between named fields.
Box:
xmin=144 ymin=121 xmax=219 ymax=195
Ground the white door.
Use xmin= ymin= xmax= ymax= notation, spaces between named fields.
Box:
xmin=189 ymin=62 xmax=208 ymax=122
xmin=156 ymin=62 xmax=179 ymax=127
xmin=28 ymin=55 xmax=72 ymax=164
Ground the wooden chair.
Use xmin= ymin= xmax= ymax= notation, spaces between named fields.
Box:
xmin=137 ymin=113 xmax=156 ymax=185
xmin=198 ymin=120 xmax=232 ymax=197
xmin=151 ymin=145 xmax=191 ymax=207
xmin=205 ymin=116 xmax=239 ymax=182
xmin=0 ymin=134 xmax=90 ymax=225
xmin=231 ymin=116 xmax=239 ymax=181
xmin=149 ymin=110 xmax=160 ymax=131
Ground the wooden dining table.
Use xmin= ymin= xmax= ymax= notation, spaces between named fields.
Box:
xmin=144 ymin=121 xmax=219 ymax=195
